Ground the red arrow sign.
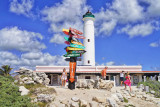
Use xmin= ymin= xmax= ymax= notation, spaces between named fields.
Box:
xmin=69 ymin=62 xmax=76 ymax=83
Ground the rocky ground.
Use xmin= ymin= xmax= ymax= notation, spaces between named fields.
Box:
xmin=47 ymin=86 xmax=160 ymax=107
xmin=14 ymin=68 xmax=160 ymax=107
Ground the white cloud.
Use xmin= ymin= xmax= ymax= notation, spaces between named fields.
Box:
xmin=0 ymin=51 xmax=68 ymax=70
xmin=150 ymin=41 xmax=160 ymax=47
xmin=0 ymin=26 xmax=46 ymax=52
xmin=110 ymin=0 xmax=144 ymax=23
xmin=106 ymin=61 xmax=115 ymax=66
xmin=94 ymin=0 xmax=144 ymax=36
xmin=96 ymin=61 xmax=116 ymax=66
xmin=50 ymin=34 xmax=65 ymax=44
xmin=99 ymin=20 xmax=117 ymax=35
xmin=141 ymin=0 xmax=160 ymax=17
xmin=41 ymin=0 xmax=89 ymax=33
xmin=10 ymin=0 xmax=34 ymax=17
xmin=118 ymin=23 xmax=154 ymax=38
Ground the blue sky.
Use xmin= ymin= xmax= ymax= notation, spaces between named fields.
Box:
xmin=0 ymin=0 xmax=160 ymax=71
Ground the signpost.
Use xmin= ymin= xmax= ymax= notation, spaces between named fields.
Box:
xmin=63 ymin=28 xmax=86 ymax=90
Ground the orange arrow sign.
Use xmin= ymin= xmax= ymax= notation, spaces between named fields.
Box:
xmin=69 ymin=62 xmax=76 ymax=83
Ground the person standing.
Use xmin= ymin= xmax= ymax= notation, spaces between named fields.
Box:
xmin=124 ymin=72 xmax=132 ymax=92
xmin=61 ymin=68 xmax=67 ymax=87
xmin=101 ymin=67 xmax=108 ymax=80
xmin=120 ymin=71 xmax=125 ymax=86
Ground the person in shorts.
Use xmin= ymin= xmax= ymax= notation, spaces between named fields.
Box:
xmin=120 ymin=71 xmax=125 ymax=86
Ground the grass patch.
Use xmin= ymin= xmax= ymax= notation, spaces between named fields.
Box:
xmin=125 ymin=104 xmax=135 ymax=107
xmin=37 ymin=102 xmax=47 ymax=107
xmin=123 ymin=97 xmax=128 ymax=103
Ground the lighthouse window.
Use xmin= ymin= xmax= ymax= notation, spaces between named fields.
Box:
xmin=88 ymin=39 xmax=90 ymax=42
xmin=88 ymin=60 xmax=90 ymax=64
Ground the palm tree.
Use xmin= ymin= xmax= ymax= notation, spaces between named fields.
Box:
xmin=0 ymin=65 xmax=13 ymax=76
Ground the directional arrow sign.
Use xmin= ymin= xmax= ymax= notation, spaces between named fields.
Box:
xmin=70 ymin=43 xmax=85 ymax=49
xmin=70 ymin=27 xmax=83 ymax=35
xmin=66 ymin=47 xmax=84 ymax=51
xmin=71 ymin=40 xmax=83 ymax=46
xmin=65 ymin=58 xmax=82 ymax=61
xmin=63 ymin=53 xmax=81 ymax=57
xmin=68 ymin=50 xmax=86 ymax=54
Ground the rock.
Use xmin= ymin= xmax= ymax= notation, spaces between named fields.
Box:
xmin=19 ymin=86 xmax=29 ymax=96
xmin=150 ymin=90 xmax=155 ymax=94
xmin=17 ymin=67 xmax=50 ymax=86
xmin=25 ymin=81 xmax=35 ymax=84
xmin=137 ymin=95 xmax=142 ymax=98
xmin=49 ymin=101 xmax=61 ymax=107
xmin=14 ymin=80 xmax=18 ymax=83
xmin=94 ymin=80 xmax=99 ymax=89
xmin=19 ymin=82 xmax=23 ymax=84
xmin=105 ymin=81 xmax=114 ymax=91
xmin=76 ymin=79 xmax=88 ymax=88
xmin=70 ymin=102 xmax=79 ymax=107
xmin=116 ymin=93 xmax=124 ymax=102
xmin=36 ymin=79 xmax=43 ymax=84
xmin=107 ymin=98 xmax=119 ymax=107
xmin=92 ymin=96 xmax=106 ymax=103
xmin=89 ymin=101 xmax=98 ymax=107
xmin=111 ymin=94 xmax=120 ymax=103
xmin=22 ymin=77 xmax=28 ymax=81
xmin=37 ymin=94 xmax=54 ymax=102
xmin=79 ymin=99 xmax=88 ymax=107
xmin=43 ymin=78 xmax=50 ymax=85
xmin=60 ymin=98 xmax=68 ymax=105
xmin=71 ymin=97 xmax=79 ymax=102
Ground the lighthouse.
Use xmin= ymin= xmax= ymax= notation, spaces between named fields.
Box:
xmin=83 ymin=10 xmax=95 ymax=66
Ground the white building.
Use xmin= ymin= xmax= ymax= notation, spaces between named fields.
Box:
xmin=83 ymin=10 xmax=95 ymax=66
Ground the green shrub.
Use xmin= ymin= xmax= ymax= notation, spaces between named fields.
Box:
xmin=137 ymin=79 xmax=160 ymax=98
xmin=0 ymin=75 xmax=37 ymax=107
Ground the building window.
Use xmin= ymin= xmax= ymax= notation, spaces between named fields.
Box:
xmin=85 ymin=76 xmax=91 ymax=79
xmin=88 ymin=60 xmax=90 ymax=64
xmin=88 ymin=39 xmax=90 ymax=42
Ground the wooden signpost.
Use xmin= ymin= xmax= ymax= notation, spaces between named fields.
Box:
xmin=63 ymin=28 xmax=86 ymax=90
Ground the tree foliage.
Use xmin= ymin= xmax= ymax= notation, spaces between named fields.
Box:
xmin=0 ymin=65 xmax=13 ymax=76
xmin=0 ymin=75 xmax=37 ymax=107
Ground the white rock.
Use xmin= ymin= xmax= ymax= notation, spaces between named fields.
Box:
xmin=79 ymin=99 xmax=88 ymax=107
xmin=89 ymin=101 xmax=98 ymax=107
xmin=137 ymin=95 xmax=142 ymax=98
xmin=71 ymin=97 xmax=79 ymax=102
xmin=150 ymin=90 xmax=155 ymax=94
xmin=111 ymin=94 xmax=120 ymax=103
xmin=116 ymin=93 xmax=124 ymax=102
xmin=92 ymin=96 xmax=106 ymax=103
xmin=37 ymin=94 xmax=54 ymax=102
xmin=19 ymin=86 xmax=29 ymax=96
xmin=107 ymin=98 xmax=119 ymax=107
xmin=22 ymin=77 xmax=28 ymax=81
xmin=70 ymin=102 xmax=79 ymax=107
xmin=25 ymin=81 xmax=35 ymax=84
xmin=14 ymin=80 xmax=18 ymax=83
xmin=60 ymin=98 xmax=68 ymax=105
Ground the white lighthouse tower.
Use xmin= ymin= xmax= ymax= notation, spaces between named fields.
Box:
xmin=83 ymin=10 xmax=95 ymax=66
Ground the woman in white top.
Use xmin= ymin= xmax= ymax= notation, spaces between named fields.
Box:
xmin=61 ymin=68 xmax=67 ymax=87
